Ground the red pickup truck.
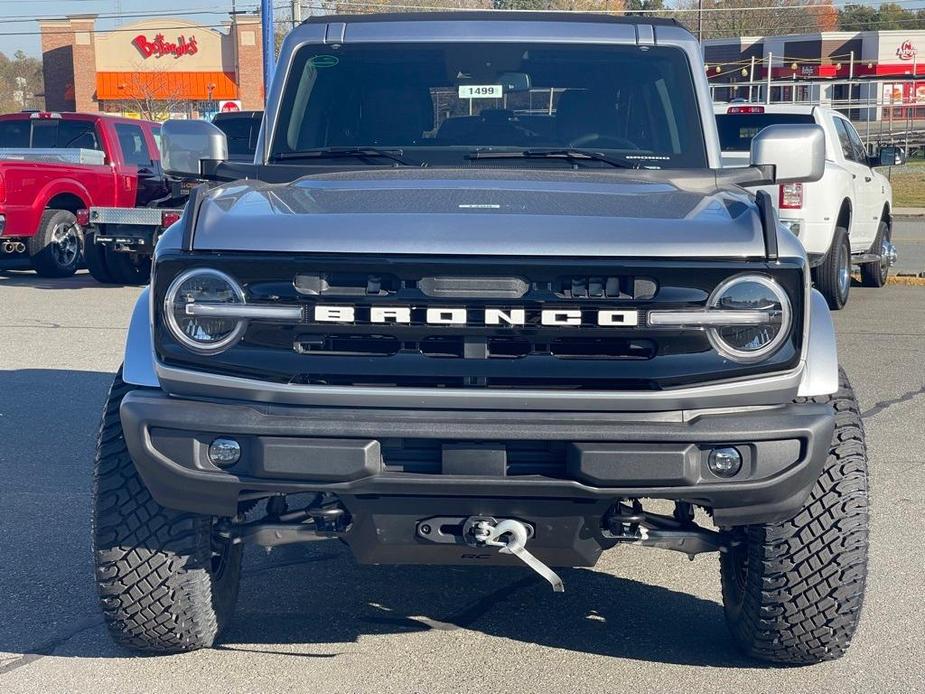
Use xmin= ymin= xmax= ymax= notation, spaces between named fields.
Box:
xmin=0 ymin=112 xmax=166 ymax=277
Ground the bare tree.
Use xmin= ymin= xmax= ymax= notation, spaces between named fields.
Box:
xmin=111 ymin=63 xmax=189 ymax=121
xmin=674 ymin=0 xmax=838 ymax=40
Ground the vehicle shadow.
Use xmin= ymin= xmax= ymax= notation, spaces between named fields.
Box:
xmin=0 ymin=368 xmax=757 ymax=671
xmin=0 ymin=268 xmax=137 ymax=290
xmin=220 ymin=543 xmax=756 ymax=668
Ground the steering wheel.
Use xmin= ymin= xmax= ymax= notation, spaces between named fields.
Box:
xmin=569 ymin=133 xmax=640 ymax=150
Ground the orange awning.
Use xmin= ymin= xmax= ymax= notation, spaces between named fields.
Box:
xmin=96 ymin=71 xmax=238 ymax=101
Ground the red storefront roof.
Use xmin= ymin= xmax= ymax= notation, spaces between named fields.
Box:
xmin=96 ymin=71 xmax=238 ymax=101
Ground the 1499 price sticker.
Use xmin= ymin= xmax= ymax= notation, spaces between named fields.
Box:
xmin=458 ymin=84 xmax=503 ymax=99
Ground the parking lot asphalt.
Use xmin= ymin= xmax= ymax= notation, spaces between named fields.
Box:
xmin=893 ymin=217 xmax=925 ymax=275
xmin=0 ymin=269 xmax=923 ymax=694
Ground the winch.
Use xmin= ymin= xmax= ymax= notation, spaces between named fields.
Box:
xmin=417 ymin=515 xmax=565 ymax=592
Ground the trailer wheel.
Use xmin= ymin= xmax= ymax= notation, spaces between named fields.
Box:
xmin=28 ymin=209 xmax=82 ymax=278
xmin=84 ymin=233 xmax=117 ymax=284
xmin=104 ymin=247 xmax=151 ymax=285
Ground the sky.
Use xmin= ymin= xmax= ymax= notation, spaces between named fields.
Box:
xmin=4 ymin=0 xmax=925 ymax=58
xmin=1 ymin=0 xmax=262 ymax=56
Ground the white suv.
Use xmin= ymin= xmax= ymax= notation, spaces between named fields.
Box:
xmin=715 ymin=104 xmax=899 ymax=309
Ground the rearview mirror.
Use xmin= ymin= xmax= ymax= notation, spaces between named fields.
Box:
xmin=160 ymin=119 xmax=228 ymax=178
xmin=497 ymin=71 xmax=531 ymax=93
xmin=874 ymin=145 xmax=906 ymax=167
xmin=749 ymin=124 xmax=825 ymax=184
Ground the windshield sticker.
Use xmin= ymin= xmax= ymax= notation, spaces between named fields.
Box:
xmin=458 ymin=84 xmax=503 ymax=99
xmin=309 ymin=55 xmax=339 ymax=69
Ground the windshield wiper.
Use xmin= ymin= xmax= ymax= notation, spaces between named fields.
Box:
xmin=468 ymin=148 xmax=637 ymax=169
xmin=271 ymin=147 xmax=416 ymax=166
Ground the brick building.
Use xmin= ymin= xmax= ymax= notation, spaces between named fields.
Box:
xmin=39 ymin=14 xmax=264 ymax=118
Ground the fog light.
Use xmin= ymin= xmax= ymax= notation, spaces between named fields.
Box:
xmin=708 ymin=447 xmax=742 ymax=477
xmin=208 ymin=438 xmax=241 ymax=467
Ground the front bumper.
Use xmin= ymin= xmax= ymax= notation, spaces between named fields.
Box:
xmin=120 ymin=390 xmax=834 ymax=528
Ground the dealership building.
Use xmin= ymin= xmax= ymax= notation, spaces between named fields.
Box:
xmin=704 ymin=29 xmax=925 ymax=120
xmin=38 ymin=14 xmax=265 ymax=118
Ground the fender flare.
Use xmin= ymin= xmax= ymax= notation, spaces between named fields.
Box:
xmin=122 ymin=287 xmax=160 ymax=388
xmin=797 ymin=289 xmax=839 ymax=397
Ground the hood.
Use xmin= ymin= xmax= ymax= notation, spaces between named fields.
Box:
xmin=193 ymin=169 xmax=765 ymax=257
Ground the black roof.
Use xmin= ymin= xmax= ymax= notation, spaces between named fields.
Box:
xmin=303 ymin=11 xmax=680 ymax=28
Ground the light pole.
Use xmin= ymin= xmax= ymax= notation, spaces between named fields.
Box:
xmin=261 ymin=0 xmax=275 ymax=106
xmin=207 ymin=82 xmax=215 ymax=119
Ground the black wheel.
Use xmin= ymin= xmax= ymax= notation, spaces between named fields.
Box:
xmin=104 ymin=246 xmax=151 ymax=285
xmin=860 ymin=220 xmax=892 ymax=288
xmin=812 ymin=226 xmax=851 ymax=310
xmin=83 ymin=233 xmax=117 ymax=284
xmin=28 ymin=209 xmax=82 ymax=277
xmin=93 ymin=370 xmax=242 ymax=653
xmin=720 ymin=367 xmax=868 ymax=665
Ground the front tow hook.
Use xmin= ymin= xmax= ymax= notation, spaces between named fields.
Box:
xmin=469 ymin=518 xmax=565 ymax=592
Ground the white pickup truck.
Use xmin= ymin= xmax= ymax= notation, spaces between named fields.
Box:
xmin=715 ymin=104 xmax=901 ymax=309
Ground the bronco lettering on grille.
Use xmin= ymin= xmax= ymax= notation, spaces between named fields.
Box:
xmin=311 ymin=306 xmax=639 ymax=327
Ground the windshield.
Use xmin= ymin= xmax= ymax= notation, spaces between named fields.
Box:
xmin=716 ymin=113 xmax=815 ymax=152
xmin=270 ymin=42 xmax=708 ymax=169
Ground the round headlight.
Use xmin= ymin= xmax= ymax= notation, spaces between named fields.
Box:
xmin=164 ymin=269 xmax=246 ymax=353
xmin=707 ymin=274 xmax=791 ymax=363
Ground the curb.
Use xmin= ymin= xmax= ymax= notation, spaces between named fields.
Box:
xmin=893 ymin=208 xmax=925 ymax=217
xmin=887 ymin=275 xmax=925 ymax=286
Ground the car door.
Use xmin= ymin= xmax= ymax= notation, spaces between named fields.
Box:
xmin=842 ymin=118 xmax=885 ymax=249
xmin=831 ymin=115 xmax=879 ymax=250
xmin=114 ymin=122 xmax=167 ymax=207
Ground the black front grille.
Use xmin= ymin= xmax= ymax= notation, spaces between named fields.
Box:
xmin=154 ymin=254 xmax=805 ymax=390
xmin=382 ymin=439 xmax=567 ymax=477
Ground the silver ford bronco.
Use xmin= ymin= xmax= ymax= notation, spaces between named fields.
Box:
xmin=93 ymin=12 xmax=868 ymax=664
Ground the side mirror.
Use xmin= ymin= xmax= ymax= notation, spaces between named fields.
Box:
xmin=160 ymin=119 xmax=228 ymax=178
xmin=874 ymin=145 xmax=906 ymax=167
xmin=749 ymin=123 xmax=825 ymax=184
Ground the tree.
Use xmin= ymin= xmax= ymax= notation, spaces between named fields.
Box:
xmin=625 ymin=0 xmax=665 ymax=13
xmin=112 ymin=64 xmax=189 ymax=121
xmin=876 ymin=3 xmax=908 ymax=30
xmin=837 ymin=3 xmax=925 ymax=32
xmin=676 ymin=0 xmax=841 ymax=40
xmin=0 ymin=50 xmax=43 ymax=112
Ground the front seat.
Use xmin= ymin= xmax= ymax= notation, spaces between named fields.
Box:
xmin=555 ymin=89 xmax=621 ymax=148
xmin=358 ymin=86 xmax=434 ymax=146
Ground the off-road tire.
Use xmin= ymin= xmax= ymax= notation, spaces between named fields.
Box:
xmin=84 ymin=233 xmax=117 ymax=284
xmin=28 ymin=209 xmax=82 ymax=277
xmin=813 ymin=226 xmax=851 ymax=310
xmin=860 ymin=220 xmax=890 ymax=288
xmin=720 ymin=367 xmax=868 ymax=665
xmin=92 ymin=370 xmax=242 ymax=653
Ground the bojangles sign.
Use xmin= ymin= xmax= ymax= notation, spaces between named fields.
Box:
xmin=132 ymin=33 xmax=199 ymax=59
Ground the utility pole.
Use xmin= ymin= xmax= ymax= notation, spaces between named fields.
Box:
xmin=231 ymin=0 xmax=240 ymax=110
xmin=697 ymin=0 xmax=703 ymax=43
xmin=292 ymin=1 xmax=302 ymax=30
xmin=261 ymin=0 xmax=275 ymax=105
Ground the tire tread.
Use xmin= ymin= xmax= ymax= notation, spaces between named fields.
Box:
xmin=721 ymin=367 xmax=868 ymax=664
xmin=92 ymin=371 xmax=239 ymax=653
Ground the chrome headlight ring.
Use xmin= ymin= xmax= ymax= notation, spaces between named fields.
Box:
xmin=163 ymin=268 xmax=247 ymax=354
xmin=705 ymin=274 xmax=792 ymax=364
